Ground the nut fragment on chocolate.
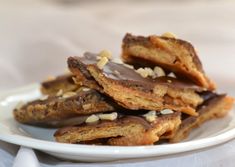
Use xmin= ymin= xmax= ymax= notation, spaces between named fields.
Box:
xmin=161 ymin=32 xmax=177 ymax=38
xmin=97 ymin=57 xmax=109 ymax=69
xmin=85 ymin=114 xmax=99 ymax=123
xmin=135 ymin=66 xmax=166 ymax=79
xmin=98 ymin=112 xmax=118 ymax=121
xmin=153 ymin=66 xmax=166 ymax=77
xmin=143 ymin=110 xmax=157 ymax=122
xmin=160 ymin=109 xmax=174 ymax=115
xmin=98 ymin=50 xmax=112 ymax=60
xmin=82 ymin=88 xmax=91 ymax=92
xmin=168 ymin=72 xmax=176 ymax=78
xmin=135 ymin=67 xmax=153 ymax=78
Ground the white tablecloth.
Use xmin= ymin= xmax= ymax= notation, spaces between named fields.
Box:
xmin=0 ymin=1 xmax=235 ymax=166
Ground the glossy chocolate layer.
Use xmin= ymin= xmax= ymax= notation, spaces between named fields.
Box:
xmin=69 ymin=52 xmax=203 ymax=91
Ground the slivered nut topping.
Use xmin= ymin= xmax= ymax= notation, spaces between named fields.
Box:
xmin=144 ymin=67 xmax=154 ymax=76
xmin=161 ymin=32 xmax=177 ymax=39
xmin=168 ymin=72 xmax=176 ymax=78
xmin=136 ymin=68 xmax=151 ymax=78
xmin=40 ymin=95 xmax=49 ymax=101
xmin=82 ymin=88 xmax=91 ymax=92
xmin=167 ymin=80 xmax=172 ymax=83
xmin=160 ymin=109 xmax=174 ymax=115
xmin=15 ymin=101 xmax=24 ymax=110
xmin=98 ymin=50 xmax=112 ymax=59
xmin=85 ymin=112 xmax=118 ymax=124
xmin=85 ymin=114 xmax=99 ymax=123
xmin=56 ymin=89 xmax=63 ymax=97
xmin=62 ymin=91 xmax=77 ymax=98
xmin=153 ymin=66 xmax=165 ymax=77
xmin=98 ymin=112 xmax=118 ymax=121
xmin=143 ymin=110 xmax=157 ymax=122
xmin=136 ymin=66 xmax=166 ymax=79
xmin=113 ymin=70 xmax=120 ymax=76
xmin=82 ymin=104 xmax=92 ymax=110
xmin=123 ymin=64 xmax=134 ymax=69
xmin=97 ymin=57 xmax=109 ymax=69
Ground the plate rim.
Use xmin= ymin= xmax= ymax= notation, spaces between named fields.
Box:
xmin=0 ymin=84 xmax=235 ymax=158
xmin=1 ymin=128 xmax=235 ymax=156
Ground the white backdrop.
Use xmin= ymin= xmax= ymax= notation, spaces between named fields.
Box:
xmin=0 ymin=1 xmax=235 ymax=167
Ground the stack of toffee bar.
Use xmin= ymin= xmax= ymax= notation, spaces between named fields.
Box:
xmin=14 ymin=33 xmax=234 ymax=145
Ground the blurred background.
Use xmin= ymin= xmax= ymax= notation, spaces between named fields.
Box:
xmin=0 ymin=0 xmax=235 ymax=95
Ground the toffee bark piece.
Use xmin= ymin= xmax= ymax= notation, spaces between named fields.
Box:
xmin=68 ymin=53 xmax=204 ymax=116
xmin=170 ymin=94 xmax=234 ymax=143
xmin=122 ymin=33 xmax=215 ymax=90
xmin=14 ymin=89 xmax=115 ymax=127
xmin=54 ymin=112 xmax=181 ymax=146
xmin=41 ymin=74 xmax=79 ymax=96
xmin=68 ymin=56 xmax=102 ymax=91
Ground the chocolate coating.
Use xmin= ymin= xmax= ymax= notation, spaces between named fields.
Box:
xmin=69 ymin=52 xmax=203 ymax=91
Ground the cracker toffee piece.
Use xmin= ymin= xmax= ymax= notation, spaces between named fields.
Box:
xmin=41 ymin=73 xmax=79 ymax=96
xmin=122 ymin=33 xmax=216 ymax=90
xmin=169 ymin=93 xmax=234 ymax=143
xmin=14 ymin=89 xmax=115 ymax=127
xmin=54 ymin=112 xmax=181 ymax=146
xmin=68 ymin=53 xmax=205 ymax=116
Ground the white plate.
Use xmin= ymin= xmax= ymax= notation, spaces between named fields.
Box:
xmin=0 ymin=84 xmax=234 ymax=162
